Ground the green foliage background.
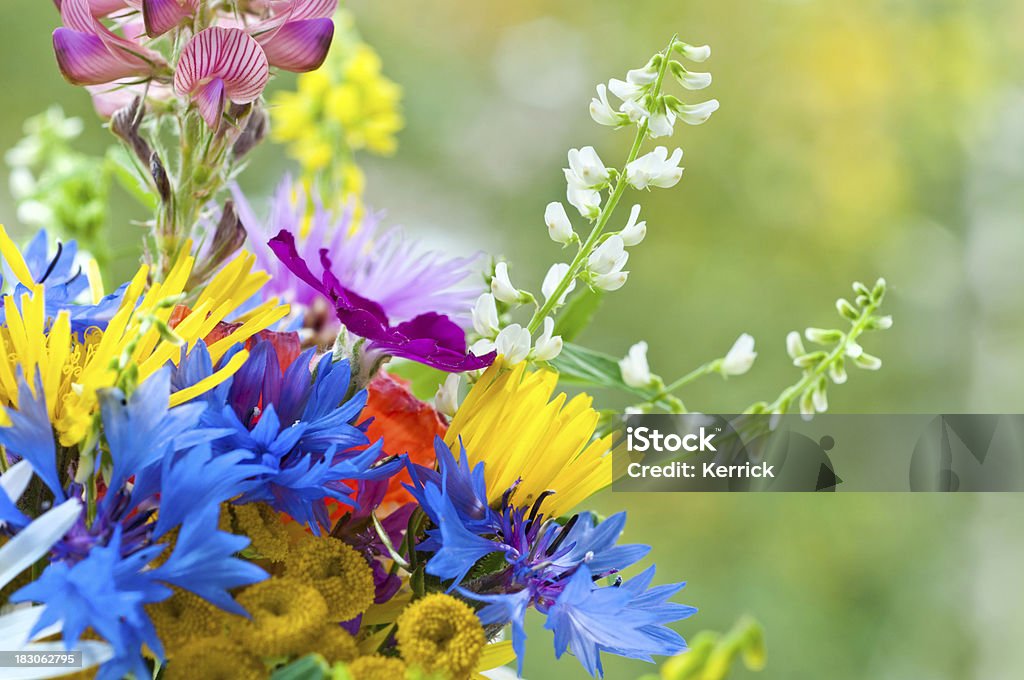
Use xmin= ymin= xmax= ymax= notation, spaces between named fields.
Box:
xmin=2 ymin=1 xmax=1024 ymax=678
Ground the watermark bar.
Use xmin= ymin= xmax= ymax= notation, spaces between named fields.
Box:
xmin=611 ymin=414 xmax=1024 ymax=492
xmin=0 ymin=651 xmax=82 ymax=668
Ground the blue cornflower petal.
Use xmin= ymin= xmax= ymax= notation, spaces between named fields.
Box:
xmin=422 ymin=485 xmax=498 ymax=588
xmin=0 ymin=374 xmax=64 ymax=501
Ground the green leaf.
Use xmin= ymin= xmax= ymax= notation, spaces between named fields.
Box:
xmin=385 ymin=360 xmax=447 ymax=402
xmin=104 ymin=146 xmax=157 ymax=210
xmin=553 ymin=288 xmax=604 ymax=342
xmin=270 ymin=654 xmax=328 ymax=680
xmin=551 ymin=343 xmax=677 ymax=410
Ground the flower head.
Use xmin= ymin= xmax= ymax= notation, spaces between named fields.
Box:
xmin=234 ymin=179 xmax=480 ymax=327
xmin=396 ymin=594 xmax=486 ymax=680
xmin=269 ymin=229 xmax=494 ymax=372
xmin=444 ymin=360 xmax=612 ymax=517
xmin=174 ymin=27 xmax=270 ymax=129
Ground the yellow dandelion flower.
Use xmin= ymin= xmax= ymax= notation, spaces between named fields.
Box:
xmin=286 ymin=535 xmax=375 ymax=622
xmin=0 ymin=225 xmax=288 ymax=446
xmin=396 ymin=594 xmax=486 ymax=680
xmin=445 ymin=360 xmax=613 ymax=518
xmin=164 ymin=637 xmax=264 ymax=680
xmin=235 ymin=578 xmax=328 ymax=657
xmin=348 ymin=655 xmax=407 ymax=680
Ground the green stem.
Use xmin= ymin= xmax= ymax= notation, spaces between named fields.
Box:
xmin=661 ymin=360 xmax=718 ymax=395
xmin=526 ymin=35 xmax=678 ymax=334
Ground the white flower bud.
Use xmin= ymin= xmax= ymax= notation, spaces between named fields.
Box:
xmin=566 ymin=184 xmax=602 ymax=219
xmin=542 ymin=263 xmax=576 ymax=305
xmin=470 ymin=338 xmax=496 ymax=356
xmin=721 ymin=333 xmax=757 ymax=376
xmin=17 ymin=200 xmax=54 ymax=226
xmin=544 ymin=201 xmax=575 ymax=244
xmin=566 ymin=146 xmax=610 ymax=189
xmin=845 ymin=342 xmax=864 ymax=359
xmin=434 ymin=373 xmax=461 ymax=418
xmin=679 ymin=71 xmax=712 ymax=90
xmin=9 ymin=168 xmax=35 ymax=198
xmin=874 ymin=315 xmax=894 ymax=330
xmin=626 ymin=58 xmax=660 ymax=85
xmin=678 ymin=43 xmax=711 ymax=63
xmin=676 ymin=99 xmax=720 ymax=125
xmin=592 ymin=270 xmax=629 ymax=291
xmin=471 ymin=293 xmax=499 ymax=338
xmin=587 ymin=235 xmax=628 ymax=276
xmin=532 ymin=317 xmax=563 ymax=362
xmin=625 ymin=147 xmax=684 ymax=190
xmin=490 ymin=262 xmax=520 ymax=304
xmin=812 ymin=383 xmax=829 ymax=413
xmin=495 ymin=324 xmax=531 ymax=364
xmin=619 ymin=205 xmax=647 ymax=246
xmin=785 ymin=331 xmax=806 ymax=360
xmin=853 ymin=353 xmax=882 ymax=371
xmin=619 ymin=341 xmax=653 ymax=388
xmin=590 ymin=83 xmax=625 ymax=127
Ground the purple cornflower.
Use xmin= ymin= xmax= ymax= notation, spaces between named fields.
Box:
xmin=233 ymin=178 xmax=480 ymax=327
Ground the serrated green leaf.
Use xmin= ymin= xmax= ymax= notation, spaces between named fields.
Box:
xmin=552 ymin=288 xmax=604 ymax=342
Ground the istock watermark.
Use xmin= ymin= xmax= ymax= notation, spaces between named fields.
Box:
xmin=611 ymin=413 xmax=1024 ymax=492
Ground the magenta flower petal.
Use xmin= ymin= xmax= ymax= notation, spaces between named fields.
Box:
xmin=174 ymin=27 xmax=270 ymax=127
xmin=258 ymin=18 xmax=334 ymax=72
xmin=193 ymin=78 xmax=227 ymax=129
xmin=268 ymin=230 xmax=495 ymax=372
xmin=141 ymin=0 xmax=199 ymax=37
xmin=53 ymin=28 xmax=141 ymax=85
xmin=55 ymin=0 xmax=166 ymax=85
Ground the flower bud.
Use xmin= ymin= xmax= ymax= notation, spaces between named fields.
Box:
xmin=490 ymin=262 xmax=520 ymax=304
xmin=592 ymin=270 xmax=629 ymax=291
xmin=676 ymin=43 xmax=711 ymax=63
xmin=544 ymin=202 xmax=575 ymax=245
xmin=853 ymin=353 xmax=882 ymax=371
xmin=721 ymin=333 xmax=757 ymax=376
xmin=619 ymin=205 xmax=647 ymax=246
xmin=495 ymin=324 xmax=531 ymax=364
xmin=471 ymin=293 xmax=499 ymax=338
xmin=785 ymin=331 xmax=806 ymax=360
xmin=626 ymin=56 xmax=660 ymax=85
xmin=804 ymin=327 xmax=843 ymax=345
xmin=566 ymin=184 xmax=601 ymax=219
xmin=532 ymin=317 xmax=563 ymax=362
xmin=647 ymin=105 xmax=677 ymax=138
xmin=434 ymin=374 xmax=461 ymax=418
xmin=836 ymin=298 xmax=860 ymax=321
xmin=542 ymin=263 xmax=576 ymax=305
xmin=619 ymin=341 xmax=653 ymax=388
xmin=829 ymin=357 xmax=848 ymax=384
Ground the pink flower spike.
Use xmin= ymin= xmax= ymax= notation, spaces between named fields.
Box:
xmin=141 ymin=0 xmax=200 ymax=37
xmin=174 ymin=27 xmax=270 ymax=128
xmin=54 ymin=0 xmax=166 ymax=86
xmin=258 ymin=18 xmax=334 ymax=72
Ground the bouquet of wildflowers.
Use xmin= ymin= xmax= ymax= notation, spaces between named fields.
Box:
xmin=0 ymin=2 xmax=892 ymax=679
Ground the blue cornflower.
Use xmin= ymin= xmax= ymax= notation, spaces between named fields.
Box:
xmin=172 ymin=339 xmax=404 ymax=533
xmin=0 ymin=368 xmax=267 ymax=677
xmin=1 ymin=230 xmax=126 ymax=332
xmin=406 ymin=438 xmax=695 ymax=678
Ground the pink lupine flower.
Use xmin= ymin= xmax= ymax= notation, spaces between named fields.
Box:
xmin=174 ymin=27 xmax=270 ymax=128
xmin=250 ymin=0 xmax=337 ymax=72
xmin=52 ymin=0 xmax=167 ymax=86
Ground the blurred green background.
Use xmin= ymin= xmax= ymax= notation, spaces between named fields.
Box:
xmin=3 ymin=0 xmax=1024 ymax=678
